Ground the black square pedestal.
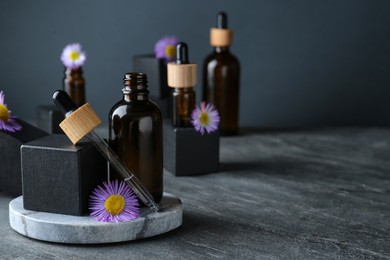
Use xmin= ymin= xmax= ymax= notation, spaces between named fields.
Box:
xmin=163 ymin=120 xmax=219 ymax=176
xmin=0 ymin=119 xmax=48 ymax=196
xmin=36 ymin=105 xmax=64 ymax=134
xmin=21 ymin=134 xmax=107 ymax=216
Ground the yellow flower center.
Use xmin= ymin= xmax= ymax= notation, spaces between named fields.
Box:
xmin=199 ymin=112 xmax=210 ymax=126
xmin=0 ymin=104 xmax=10 ymax=122
xmin=104 ymin=194 xmax=125 ymax=215
xmin=165 ymin=45 xmax=176 ymax=58
xmin=69 ymin=51 xmax=80 ymax=61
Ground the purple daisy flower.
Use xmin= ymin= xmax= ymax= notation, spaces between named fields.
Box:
xmin=89 ymin=180 xmax=140 ymax=223
xmin=0 ymin=91 xmax=22 ymax=133
xmin=191 ymin=101 xmax=220 ymax=135
xmin=60 ymin=43 xmax=86 ymax=69
xmin=154 ymin=36 xmax=178 ymax=61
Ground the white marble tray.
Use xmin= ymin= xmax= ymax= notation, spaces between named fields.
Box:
xmin=9 ymin=193 xmax=182 ymax=244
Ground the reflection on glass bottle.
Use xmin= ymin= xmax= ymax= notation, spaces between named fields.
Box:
xmin=203 ymin=12 xmax=240 ymax=135
xmin=63 ymin=67 xmax=86 ymax=107
xmin=168 ymin=42 xmax=197 ymax=127
xmin=109 ymin=72 xmax=163 ymax=204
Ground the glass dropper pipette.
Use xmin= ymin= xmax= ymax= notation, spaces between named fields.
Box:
xmin=52 ymin=90 xmax=159 ymax=212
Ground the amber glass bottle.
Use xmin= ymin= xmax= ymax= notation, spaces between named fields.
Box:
xmin=172 ymin=87 xmax=195 ymax=127
xmin=109 ymin=73 xmax=163 ymax=203
xmin=63 ymin=67 xmax=85 ymax=107
xmin=167 ymin=42 xmax=197 ymax=127
xmin=203 ymin=12 xmax=240 ymax=135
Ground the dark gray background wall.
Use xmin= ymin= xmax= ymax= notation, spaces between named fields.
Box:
xmin=1 ymin=0 xmax=389 ymax=128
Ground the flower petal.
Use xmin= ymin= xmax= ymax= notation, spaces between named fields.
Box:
xmin=0 ymin=91 xmax=4 ymax=104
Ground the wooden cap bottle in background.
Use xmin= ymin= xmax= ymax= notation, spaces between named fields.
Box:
xmin=167 ymin=42 xmax=197 ymax=127
xmin=167 ymin=42 xmax=197 ymax=88
xmin=210 ymin=12 xmax=233 ymax=47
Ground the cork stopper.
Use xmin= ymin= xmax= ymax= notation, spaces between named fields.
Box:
xmin=210 ymin=12 xmax=233 ymax=47
xmin=59 ymin=103 xmax=101 ymax=144
xmin=167 ymin=42 xmax=197 ymax=88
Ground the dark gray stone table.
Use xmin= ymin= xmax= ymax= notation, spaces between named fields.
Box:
xmin=1 ymin=128 xmax=389 ymax=259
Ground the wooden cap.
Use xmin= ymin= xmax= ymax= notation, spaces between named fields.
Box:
xmin=167 ymin=62 xmax=197 ymax=88
xmin=59 ymin=103 xmax=101 ymax=144
xmin=210 ymin=28 xmax=233 ymax=47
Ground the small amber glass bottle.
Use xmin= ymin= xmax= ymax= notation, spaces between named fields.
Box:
xmin=167 ymin=42 xmax=197 ymax=127
xmin=63 ymin=67 xmax=86 ymax=107
xmin=109 ymin=72 xmax=163 ymax=203
xmin=203 ymin=12 xmax=240 ymax=135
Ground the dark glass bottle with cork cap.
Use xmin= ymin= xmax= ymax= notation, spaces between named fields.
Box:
xmin=167 ymin=42 xmax=197 ymax=127
xmin=203 ymin=12 xmax=240 ymax=135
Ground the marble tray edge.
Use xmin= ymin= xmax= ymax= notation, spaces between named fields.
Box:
xmin=9 ymin=193 xmax=183 ymax=244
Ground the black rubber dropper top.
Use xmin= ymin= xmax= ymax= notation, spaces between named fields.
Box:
xmin=176 ymin=42 xmax=189 ymax=64
xmin=217 ymin=12 xmax=228 ymax=29
xmin=52 ymin=90 xmax=78 ymax=117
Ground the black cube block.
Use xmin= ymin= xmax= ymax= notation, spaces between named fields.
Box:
xmin=163 ymin=120 xmax=219 ymax=176
xmin=133 ymin=54 xmax=170 ymax=118
xmin=21 ymin=134 xmax=107 ymax=216
xmin=36 ymin=105 xmax=64 ymax=134
xmin=0 ymin=119 xmax=48 ymax=196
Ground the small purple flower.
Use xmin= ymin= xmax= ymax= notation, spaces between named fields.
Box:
xmin=0 ymin=91 xmax=22 ymax=133
xmin=154 ymin=36 xmax=178 ymax=61
xmin=89 ymin=180 xmax=140 ymax=223
xmin=191 ymin=102 xmax=220 ymax=135
xmin=60 ymin=43 xmax=86 ymax=69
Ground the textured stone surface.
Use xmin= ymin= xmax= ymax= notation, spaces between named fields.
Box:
xmin=163 ymin=120 xmax=219 ymax=176
xmin=9 ymin=193 xmax=182 ymax=244
xmin=1 ymin=128 xmax=390 ymax=258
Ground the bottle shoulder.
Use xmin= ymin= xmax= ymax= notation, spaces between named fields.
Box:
xmin=109 ymin=99 xmax=162 ymax=118
xmin=203 ymin=50 xmax=240 ymax=66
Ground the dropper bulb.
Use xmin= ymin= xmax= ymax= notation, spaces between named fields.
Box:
xmin=53 ymin=90 xmax=78 ymax=117
xmin=217 ymin=11 xmax=228 ymax=29
xmin=176 ymin=42 xmax=189 ymax=64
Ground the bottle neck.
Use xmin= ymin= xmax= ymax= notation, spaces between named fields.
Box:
xmin=214 ymin=46 xmax=230 ymax=53
xmin=122 ymin=72 xmax=149 ymax=102
xmin=64 ymin=67 xmax=83 ymax=77
xmin=122 ymin=88 xmax=149 ymax=102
